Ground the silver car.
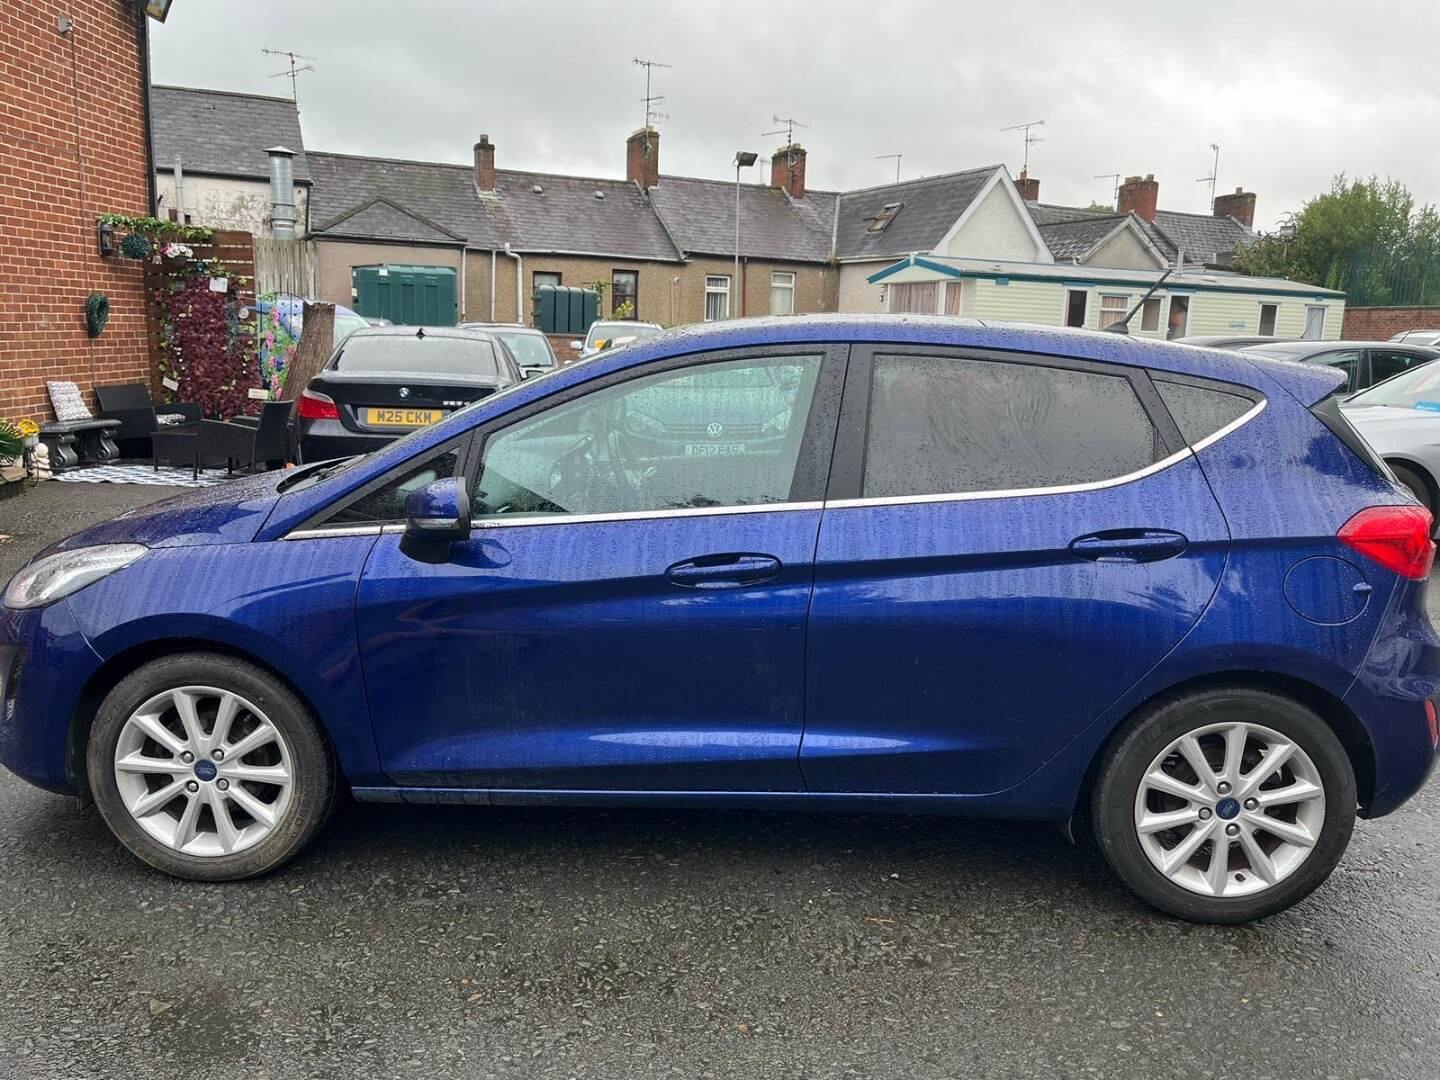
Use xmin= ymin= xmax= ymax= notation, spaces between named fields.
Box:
xmin=1340 ymin=362 xmax=1440 ymax=513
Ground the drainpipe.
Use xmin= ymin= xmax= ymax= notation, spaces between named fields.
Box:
xmin=458 ymin=247 xmax=467 ymax=323
xmin=502 ymin=243 xmax=523 ymax=324
xmin=173 ymin=155 xmax=185 ymax=224
xmin=138 ymin=11 xmax=157 ymax=215
xmin=489 ymin=250 xmax=497 ymax=321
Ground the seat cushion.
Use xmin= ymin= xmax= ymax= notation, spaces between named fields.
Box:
xmin=46 ymin=381 xmax=92 ymax=422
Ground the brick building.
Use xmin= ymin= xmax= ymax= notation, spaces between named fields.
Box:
xmin=1 ymin=0 xmax=156 ymax=421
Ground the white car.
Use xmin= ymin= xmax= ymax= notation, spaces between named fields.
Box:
xmin=571 ymin=320 xmax=663 ymax=358
xmin=1390 ymin=330 xmax=1440 ymax=346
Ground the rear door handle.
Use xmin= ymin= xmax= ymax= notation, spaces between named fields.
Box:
xmin=1069 ymin=529 xmax=1189 ymax=563
xmin=665 ymin=553 xmax=782 ymax=589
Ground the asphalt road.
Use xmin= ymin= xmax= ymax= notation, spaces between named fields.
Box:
xmin=1 ymin=482 xmax=1438 ymax=1079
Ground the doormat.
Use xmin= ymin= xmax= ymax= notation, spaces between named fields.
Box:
xmin=51 ymin=463 xmax=227 ymax=488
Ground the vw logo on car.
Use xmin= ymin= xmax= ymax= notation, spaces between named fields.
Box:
xmin=706 ymin=421 xmax=724 ymax=438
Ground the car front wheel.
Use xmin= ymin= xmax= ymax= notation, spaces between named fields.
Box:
xmin=1091 ymin=687 xmax=1356 ymax=923
xmin=87 ymin=653 xmax=337 ymax=881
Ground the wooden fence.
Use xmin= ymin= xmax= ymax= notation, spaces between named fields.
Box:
xmin=253 ymin=237 xmax=317 ymax=300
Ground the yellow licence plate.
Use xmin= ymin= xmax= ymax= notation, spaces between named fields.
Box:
xmin=365 ymin=407 xmax=443 ymax=428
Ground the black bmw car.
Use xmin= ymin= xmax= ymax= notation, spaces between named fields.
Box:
xmin=297 ymin=326 xmax=521 ymax=462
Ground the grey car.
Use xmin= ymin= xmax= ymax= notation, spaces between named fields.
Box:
xmin=1340 ymin=361 xmax=1440 ymax=514
xmin=1244 ymin=340 xmax=1440 ymax=395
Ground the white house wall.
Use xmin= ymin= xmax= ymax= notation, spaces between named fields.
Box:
xmin=153 ymin=173 xmax=309 ymax=237
xmin=838 ymin=261 xmax=891 ymax=313
xmin=939 ymin=181 xmax=1047 ymax=261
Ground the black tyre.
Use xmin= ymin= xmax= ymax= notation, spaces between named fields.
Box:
xmin=1091 ymin=686 xmax=1356 ymax=923
xmin=87 ymin=653 xmax=337 ymax=881
xmin=1389 ymin=463 xmax=1432 ymax=516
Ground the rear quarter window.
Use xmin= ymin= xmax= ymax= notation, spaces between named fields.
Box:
xmin=1154 ymin=380 xmax=1257 ymax=446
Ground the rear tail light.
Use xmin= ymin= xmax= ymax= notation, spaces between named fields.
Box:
xmin=1338 ymin=504 xmax=1436 ymax=579
xmin=297 ymin=389 xmax=339 ymax=421
xmin=1426 ymin=700 xmax=1438 ymax=749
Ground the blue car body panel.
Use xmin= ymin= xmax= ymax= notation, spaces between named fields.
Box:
xmin=1 ymin=317 xmax=1434 ymax=824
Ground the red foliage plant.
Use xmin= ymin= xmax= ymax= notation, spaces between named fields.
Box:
xmin=155 ymin=276 xmax=258 ymax=418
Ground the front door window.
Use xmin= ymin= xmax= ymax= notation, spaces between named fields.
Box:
xmin=472 ymin=354 xmax=823 ymax=519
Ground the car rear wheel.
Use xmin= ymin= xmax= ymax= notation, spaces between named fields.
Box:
xmin=87 ymin=653 xmax=337 ymax=881
xmin=1091 ymin=687 xmax=1355 ymax=923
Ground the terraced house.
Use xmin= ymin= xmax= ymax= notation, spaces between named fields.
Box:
xmin=152 ymin=87 xmax=1345 ymax=341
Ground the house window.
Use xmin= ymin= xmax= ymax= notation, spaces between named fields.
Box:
xmin=1167 ymin=295 xmax=1190 ymax=340
xmin=944 ymin=281 xmax=963 ymax=316
xmin=1064 ymin=289 xmax=1088 ymax=328
xmin=1099 ymin=294 xmax=1128 ymax=329
xmin=889 ymin=282 xmax=939 ymax=314
xmin=611 ymin=270 xmax=638 ymax=319
xmin=1140 ymin=297 xmax=1162 ymax=332
xmin=1258 ymin=303 xmax=1278 ymax=336
xmin=1303 ymin=305 xmax=1326 ymax=340
xmin=771 ymin=271 xmax=796 ymax=315
xmin=533 ymin=271 xmax=561 ymax=295
xmin=704 ymin=275 xmax=731 ymax=321
xmin=867 ymin=202 xmax=904 ymax=232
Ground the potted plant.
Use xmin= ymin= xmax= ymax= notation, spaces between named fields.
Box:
xmin=0 ymin=419 xmax=28 ymax=497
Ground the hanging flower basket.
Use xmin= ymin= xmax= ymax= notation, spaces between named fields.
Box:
xmin=160 ymin=241 xmax=194 ymax=268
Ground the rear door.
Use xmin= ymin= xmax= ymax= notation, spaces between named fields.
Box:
xmin=800 ymin=345 xmax=1232 ymax=795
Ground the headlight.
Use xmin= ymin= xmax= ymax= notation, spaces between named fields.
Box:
xmin=3 ymin=544 xmax=147 ymax=610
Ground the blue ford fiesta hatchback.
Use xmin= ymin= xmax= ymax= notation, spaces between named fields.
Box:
xmin=3 ymin=317 xmax=1436 ymax=922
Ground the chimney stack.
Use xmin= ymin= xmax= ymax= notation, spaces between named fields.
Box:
xmin=626 ymin=127 xmax=660 ymax=190
xmin=265 ymin=146 xmax=296 ymax=239
xmin=1117 ymin=174 xmax=1159 ymax=222
xmin=771 ymin=144 xmax=807 ymax=199
xmin=1014 ymin=168 xmax=1040 ymax=202
xmin=474 ymin=134 xmax=496 ymax=192
xmin=1212 ymin=187 xmax=1256 ymax=228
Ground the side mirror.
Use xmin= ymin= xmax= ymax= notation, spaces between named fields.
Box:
xmin=403 ymin=477 xmax=470 ymax=546
xmin=569 ymin=340 xmax=583 ymax=352
xmin=521 ymin=366 xmax=542 ymax=380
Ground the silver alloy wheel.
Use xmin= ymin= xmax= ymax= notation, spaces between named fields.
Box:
xmin=112 ymin=685 xmax=294 ymax=857
xmin=1133 ymin=721 xmax=1326 ymax=898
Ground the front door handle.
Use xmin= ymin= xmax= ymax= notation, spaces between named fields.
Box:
xmin=1069 ymin=529 xmax=1189 ymax=563
xmin=665 ymin=553 xmax=782 ymax=589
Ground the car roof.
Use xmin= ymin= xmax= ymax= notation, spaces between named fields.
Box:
xmin=344 ymin=325 xmax=496 ymax=341
xmin=1245 ymin=340 xmax=1440 ymax=357
xmin=459 ymin=322 xmax=544 ymax=335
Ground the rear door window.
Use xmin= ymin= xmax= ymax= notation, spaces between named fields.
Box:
xmin=1305 ymin=349 xmax=1361 ymax=393
xmin=861 ymin=355 xmax=1163 ymax=499
xmin=1370 ymin=349 xmax=1432 ymax=385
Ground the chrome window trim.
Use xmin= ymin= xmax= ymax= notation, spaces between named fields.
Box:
xmin=284 ymin=400 xmax=1264 ymax=535
xmin=826 ymin=398 xmax=1264 ymax=511
xmin=284 ymin=500 xmax=823 ymax=539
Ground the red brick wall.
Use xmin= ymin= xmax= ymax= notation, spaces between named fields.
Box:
xmin=1342 ymin=306 xmax=1440 ymax=340
xmin=0 ymin=0 xmax=152 ymax=422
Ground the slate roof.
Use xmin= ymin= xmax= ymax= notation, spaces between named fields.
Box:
xmin=1026 ymin=201 xmax=1253 ymax=265
xmin=152 ymin=85 xmax=309 ymax=182
xmin=307 ymin=152 xmax=682 ymax=260
xmin=649 ymin=176 xmax=835 ymax=261
xmin=1036 ymin=214 xmax=1134 ymax=261
xmin=833 ymin=167 xmax=999 ymax=261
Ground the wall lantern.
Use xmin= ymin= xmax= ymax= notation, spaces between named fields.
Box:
xmin=97 ymin=221 xmax=116 ymax=257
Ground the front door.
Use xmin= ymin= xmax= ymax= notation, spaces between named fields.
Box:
xmin=801 ymin=346 xmax=1231 ymax=795
xmin=356 ymin=346 xmax=843 ymax=792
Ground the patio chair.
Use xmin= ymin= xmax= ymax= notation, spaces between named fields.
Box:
xmin=94 ymin=383 xmax=202 ymax=457
xmin=197 ymin=401 xmax=291 ymax=473
xmin=39 ymin=381 xmax=122 ymax=473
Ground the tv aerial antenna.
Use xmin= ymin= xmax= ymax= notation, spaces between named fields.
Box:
xmin=262 ymin=48 xmax=316 ymax=103
xmin=1094 ymin=173 xmax=1122 ymax=205
xmin=1196 ymin=142 xmax=1220 ymax=210
xmin=876 ymin=153 xmax=903 ymax=184
xmin=999 ymin=119 xmax=1045 ymax=172
xmin=632 ymin=57 xmax=672 ymax=151
xmin=763 ymin=115 xmax=808 ymax=163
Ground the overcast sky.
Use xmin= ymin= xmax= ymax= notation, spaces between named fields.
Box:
xmin=151 ymin=1 xmax=1440 ymax=226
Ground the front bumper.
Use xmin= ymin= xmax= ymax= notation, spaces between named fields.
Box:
xmin=0 ymin=601 xmax=103 ymax=795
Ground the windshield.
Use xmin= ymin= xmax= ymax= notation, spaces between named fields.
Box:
xmin=333 ymin=334 xmax=501 ymax=377
xmin=494 ymin=332 xmax=556 ymax=368
xmin=1349 ymin=361 xmax=1440 ymax=410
